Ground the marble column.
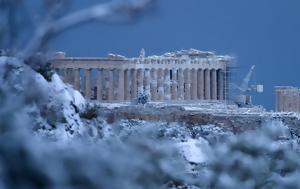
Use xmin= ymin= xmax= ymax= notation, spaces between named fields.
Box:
xmin=63 ymin=69 xmax=67 ymax=83
xmin=96 ymin=69 xmax=102 ymax=101
xmin=204 ymin=69 xmax=211 ymax=100
xmin=144 ymin=69 xmax=151 ymax=99
xmin=191 ymin=69 xmax=197 ymax=100
xmin=292 ymin=92 xmax=298 ymax=112
xmin=288 ymin=92 xmax=294 ymax=112
xmin=157 ymin=69 xmax=164 ymax=100
xmin=64 ymin=68 xmax=73 ymax=84
xmin=275 ymin=89 xmax=282 ymax=112
xmin=150 ymin=69 xmax=157 ymax=100
xmin=70 ymin=69 xmax=75 ymax=86
xmin=297 ymin=91 xmax=300 ymax=113
xmin=171 ymin=68 xmax=177 ymax=100
xmin=184 ymin=69 xmax=191 ymax=100
xmin=118 ymin=69 xmax=125 ymax=101
xmin=298 ymin=92 xmax=300 ymax=113
xmin=282 ymin=91 xmax=287 ymax=112
xmin=177 ymin=69 xmax=184 ymax=100
xmin=292 ymin=90 xmax=298 ymax=112
xmin=64 ymin=68 xmax=68 ymax=84
xmin=137 ymin=69 xmax=144 ymax=96
xmin=277 ymin=90 xmax=282 ymax=112
xmin=74 ymin=68 xmax=80 ymax=91
xmin=217 ymin=70 xmax=224 ymax=100
xmin=85 ymin=69 xmax=91 ymax=99
xmin=108 ymin=69 xmax=114 ymax=101
xmin=131 ymin=69 xmax=137 ymax=99
xmin=164 ymin=69 xmax=171 ymax=100
xmin=197 ymin=69 xmax=204 ymax=100
xmin=211 ymin=69 xmax=217 ymax=100
xmin=124 ymin=69 xmax=131 ymax=100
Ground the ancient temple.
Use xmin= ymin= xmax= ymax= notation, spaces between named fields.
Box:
xmin=51 ymin=49 xmax=232 ymax=102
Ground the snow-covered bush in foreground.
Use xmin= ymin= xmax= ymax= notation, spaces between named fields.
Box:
xmin=199 ymin=121 xmax=300 ymax=189
xmin=1 ymin=56 xmax=300 ymax=189
xmin=0 ymin=57 xmax=190 ymax=189
xmin=0 ymin=56 xmax=85 ymax=140
xmin=0 ymin=126 xmax=189 ymax=189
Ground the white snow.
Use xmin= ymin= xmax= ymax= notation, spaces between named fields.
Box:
xmin=49 ymin=74 xmax=83 ymax=106
xmin=180 ymin=102 xmax=268 ymax=115
xmin=177 ymin=138 xmax=209 ymax=163
xmin=30 ymin=72 xmax=86 ymax=138
xmin=73 ymin=90 xmax=86 ymax=110
xmin=99 ymin=102 xmax=129 ymax=109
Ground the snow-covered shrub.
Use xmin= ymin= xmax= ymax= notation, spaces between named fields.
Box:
xmin=137 ymin=92 xmax=149 ymax=105
xmin=80 ymin=103 xmax=98 ymax=120
xmin=0 ymin=56 xmax=86 ymax=140
xmin=191 ymin=124 xmax=233 ymax=145
xmin=0 ymin=57 xmax=196 ymax=188
xmin=113 ymin=120 xmax=193 ymax=142
xmin=1 ymin=56 xmax=300 ymax=189
xmin=25 ymin=54 xmax=54 ymax=81
xmin=0 ymin=126 xmax=192 ymax=189
xmin=199 ymin=121 xmax=300 ymax=189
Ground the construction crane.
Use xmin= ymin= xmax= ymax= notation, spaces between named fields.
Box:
xmin=234 ymin=65 xmax=263 ymax=107
xmin=240 ymin=65 xmax=256 ymax=93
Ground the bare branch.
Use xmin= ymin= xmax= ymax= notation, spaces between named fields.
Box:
xmin=21 ymin=0 xmax=153 ymax=59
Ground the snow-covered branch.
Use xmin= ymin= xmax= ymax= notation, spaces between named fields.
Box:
xmin=21 ymin=0 xmax=153 ymax=59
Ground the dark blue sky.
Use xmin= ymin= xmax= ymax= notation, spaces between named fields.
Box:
xmin=52 ymin=0 xmax=300 ymax=110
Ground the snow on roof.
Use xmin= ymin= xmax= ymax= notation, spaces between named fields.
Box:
xmin=144 ymin=48 xmax=232 ymax=61
xmin=161 ymin=48 xmax=215 ymax=58
xmin=107 ymin=53 xmax=126 ymax=60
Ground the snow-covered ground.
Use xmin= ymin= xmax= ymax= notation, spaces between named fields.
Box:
xmin=97 ymin=101 xmax=300 ymax=122
xmin=97 ymin=102 xmax=131 ymax=109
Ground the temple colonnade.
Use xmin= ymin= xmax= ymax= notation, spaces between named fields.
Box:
xmin=59 ymin=67 xmax=226 ymax=102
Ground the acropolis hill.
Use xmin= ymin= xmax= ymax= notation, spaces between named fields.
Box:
xmin=51 ymin=49 xmax=300 ymax=135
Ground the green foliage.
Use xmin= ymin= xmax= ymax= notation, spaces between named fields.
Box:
xmin=80 ymin=103 xmax=98 ymax=120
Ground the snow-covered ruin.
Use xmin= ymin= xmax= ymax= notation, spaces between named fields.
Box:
xmin=276 ymin=86 xmax=300 ymax=113
xmin=51 ymin=49 xmax=232 ymax=102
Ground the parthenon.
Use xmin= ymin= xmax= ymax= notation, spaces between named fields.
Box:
xmin=51 ymin=49 xmax=232 ymax=102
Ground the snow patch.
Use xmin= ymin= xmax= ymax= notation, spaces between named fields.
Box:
xmin=177 ymin=138 xmax=209 ymax=163
xmin=99 ymin=102 xmax=129 ymax=109
xmin=73 ymin=90 xmax=86 ymax=110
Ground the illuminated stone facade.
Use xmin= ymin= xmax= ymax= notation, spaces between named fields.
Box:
xmin=51 ymin=49 xmax=232 ymax=102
